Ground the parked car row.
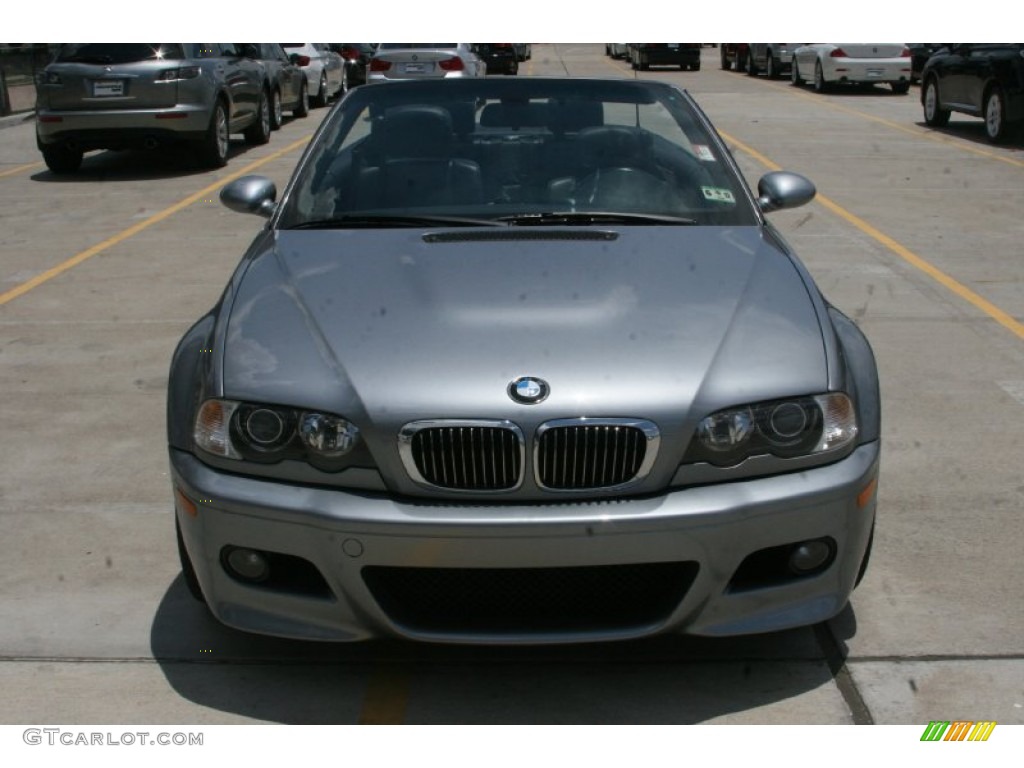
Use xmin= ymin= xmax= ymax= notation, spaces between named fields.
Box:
xmin=33 ymin=43 xmax=371 ymax=173
xmin=716 ymin=43 xmax=1022 ymax=145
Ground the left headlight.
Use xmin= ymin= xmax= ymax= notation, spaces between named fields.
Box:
xmin=684 ymin=393 xmax=858 ymax=467
xmin=193 ymin=398 xmax=361 ymax=468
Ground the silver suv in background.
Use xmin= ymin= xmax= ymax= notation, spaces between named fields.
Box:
xmin=35 ymin=43 xmax=272 ymax=173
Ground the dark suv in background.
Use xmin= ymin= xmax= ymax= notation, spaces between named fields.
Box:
xmin=474 ymin=43 xmax=519 ymax=75
xmin=35 ymin=43 xmax=273 ymax=173
xmin=629 ymin=44 xmax=701 ymax=71
xmin=921 ymin=43 xmax=1024 ymax=143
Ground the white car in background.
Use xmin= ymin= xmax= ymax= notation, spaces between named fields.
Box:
xmin=281 ymin=44 xmax=344 ymax=107
xmin=368 ymin=44 xmax=486 ymax=81
xmin=791 ymin=43 xmax=912 ymax=94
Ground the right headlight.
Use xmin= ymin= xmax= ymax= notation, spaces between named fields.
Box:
xmin=684 ymin=393 xmax=858 ymax=467
xmin=193 ymin=398 xmax=361 ymax=470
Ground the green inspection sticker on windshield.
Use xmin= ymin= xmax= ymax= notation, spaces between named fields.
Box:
xmin=702 ymin=186 xmax=736 ymax=204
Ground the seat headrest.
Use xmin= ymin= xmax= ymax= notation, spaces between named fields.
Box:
xmin=380 ymin=104 xmax=454 ymax=157
xmin=480 ymin=101 xmax=550 ymax=129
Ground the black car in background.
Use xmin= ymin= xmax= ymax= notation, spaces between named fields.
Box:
xmin=329 ymin=43 xmax=376 ymax=91
xmin=474 ymin=43 xmax=519 ymax=75
xmin=920 ymin=43 xmax=1024 ymax=143
xmin=629 ymin=44 xmax=701 ymax=71
xmin=907 ymin=43 xmax=944 ymax=83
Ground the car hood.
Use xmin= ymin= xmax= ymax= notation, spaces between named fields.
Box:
xmin=223 ymin=227 xmax=826 ymax=433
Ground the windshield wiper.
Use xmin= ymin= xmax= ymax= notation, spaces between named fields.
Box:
xmin=497 ymin=211 xmax=698 ymax=226
xmin=287 ymin=213 xmax=506 ymax=230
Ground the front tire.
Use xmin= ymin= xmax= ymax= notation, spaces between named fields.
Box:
xmin=243 ymin=89 xmax=272 ymax=145
xmin=766 ymin=53 xmax=778 ymax=79
xmin=293 ymin=80 xmax=309 ymax=118
xmin=41 ymin=145 xmax=83 ymax=174
xmin=312 ymin=72 xmax=328 ymax=108
xmin=923 ymin=77 xmax=950 ymax=126
xmin=195 ymin=100 xmax=229 ymax=168
xmin=890 ymin=81 xmax=910 ymax=95
xmin=269 ymin=88 xmax=283 ymax=130
xmin=176 ymin=516 xmax=207 ymax=604
xmin=791 ymin=59 xmax=803 ymax=85
xmin=984 ymin=87 xmax=1011 ymax=143
xmin=813 ymin=59 xmax=829 ymax=93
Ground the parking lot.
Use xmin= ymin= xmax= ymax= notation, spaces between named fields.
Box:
xmin=0 ymin=44 xmax=1022 ymax=725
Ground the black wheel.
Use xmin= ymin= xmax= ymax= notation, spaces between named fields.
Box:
xmin=854 ymin=523 xmax=874 ymax=588
xmin=813 ymin=59 xmax=829 ymax=93
xmin=41 ymin=145 xmax=83 ymax=174
xmin=746 ymin=52 xmax=758 ymax=76
xmin=244 ymin=89 xmax=271 ymax=145
xmin=195 ymin=100 xmax=229 ymax=168
xmin=890 ymin=81 xmax=910 ymax=95
xmin=293 ymin=79 xmax=309 ymax=118
xmin=269 ymin=88 xmax=283 ymax=130
xmin=693 ymin=61 xmax=700 ymax=72
xmin=922 ymin=77 xmax=950 ymax=126
xmin=984 ymin=87 xmax=1010 ymax=143
xmin=736 ymin=51 xmax=747 ymax=72
xmin=176 ymin=516 xmax=206 ymax=604
xmin=791 ymin=58 xmax=804 ymax=85
xmin=766 ymin=53 xmax=778 ymax=79
xmin=312 ymin=71 xmax=328 ymax=108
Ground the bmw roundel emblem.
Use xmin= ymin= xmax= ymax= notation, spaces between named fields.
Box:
xmin=508 ymin=376 xmax=549 ymax=404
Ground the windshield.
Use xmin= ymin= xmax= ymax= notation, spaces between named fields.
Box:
xmin=277 ymin=79 xmax=758 ymax=228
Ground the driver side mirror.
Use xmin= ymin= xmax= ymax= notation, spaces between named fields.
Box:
xmin=221 ymin=175 xmax=278 ymax=219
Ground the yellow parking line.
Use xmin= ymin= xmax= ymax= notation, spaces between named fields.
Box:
xmin=759 ymin=79 xmax=1024 ymax=170
xmin=720 ymin=130 xmax=1024 ymax=341
xmin=0 ymin=136 xmax=311 ymax=307
xmin=357 ymin=662 xmax=411 ymax=724
xmin=0 ymin=161 xmax=43 ymax=179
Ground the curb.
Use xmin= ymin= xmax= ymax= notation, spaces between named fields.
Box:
xmin=0 ymin=110 xmax=34 ymax=130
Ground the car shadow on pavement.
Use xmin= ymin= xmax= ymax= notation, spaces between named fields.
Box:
xmin=29 ymin=141 xmax=260 ymax=183
xmin=913 ymin=121 xmax=1024 ymax=149
xmin=151 ymin=577 xmax=861 ymax=724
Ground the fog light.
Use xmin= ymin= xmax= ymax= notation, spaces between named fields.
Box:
xmin=225 ymin=547 xmax=269 ymax=582
xmin=788 ymin=539 xmax=834 ymax=574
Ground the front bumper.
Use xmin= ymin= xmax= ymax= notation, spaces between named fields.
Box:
xmin=171 ymin=442 xmax=879 ymax=644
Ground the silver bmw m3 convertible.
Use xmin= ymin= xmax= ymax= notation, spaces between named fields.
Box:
xmin=168 ymin=77 xmax=880 ymax=644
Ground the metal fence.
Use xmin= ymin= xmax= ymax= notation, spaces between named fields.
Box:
xmin=0 ymin=44 xmax=57 ymax=115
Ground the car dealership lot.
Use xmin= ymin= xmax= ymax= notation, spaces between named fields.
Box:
xmin=0 ymin=44 xmax=1022 ymax=724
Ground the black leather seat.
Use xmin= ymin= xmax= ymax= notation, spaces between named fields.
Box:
xmin=359 ymin=104 xmax=483 ymax=209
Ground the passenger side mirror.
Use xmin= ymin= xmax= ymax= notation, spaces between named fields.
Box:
xmin=757 ymin=171 xmax=816 ymax=213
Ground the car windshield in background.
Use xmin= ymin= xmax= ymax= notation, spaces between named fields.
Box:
xmin=56 ymin=43 xmax=186 ymax=63
xmin=278 ymin=78 xmax=757 ymax=229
